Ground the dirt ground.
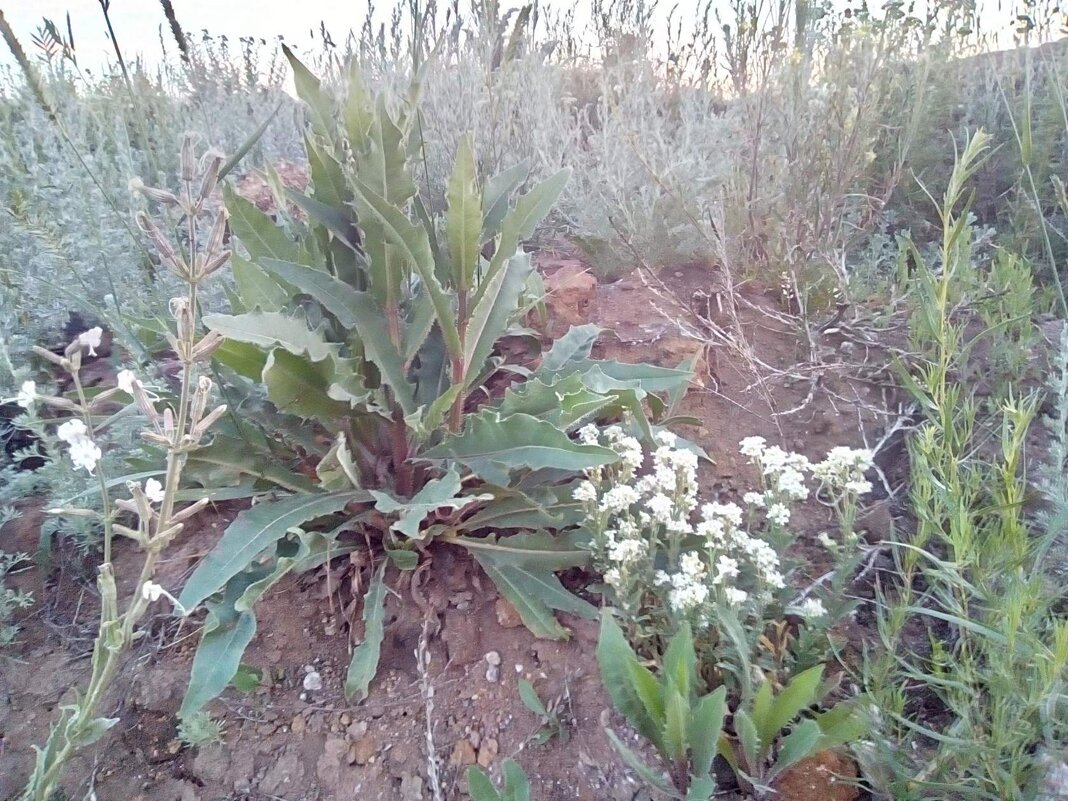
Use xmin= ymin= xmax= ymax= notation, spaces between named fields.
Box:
xmin=0 ymin=253 xmax=902 ymax=801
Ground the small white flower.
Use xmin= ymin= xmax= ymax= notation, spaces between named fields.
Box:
xmin=845 ymin=479 xmax=873 ymax=496
xmin=78 ymin=327 xmax=104 ymax=356
xmin=767 ymin=503 xmax=791 ymax=526
xmin=16 ymin=380 xmax=36 ymax=409
xmin=739 ymin=436 xmax=766 ymax=458
xmin=645 ymin=493 xmax=675 ymax=524
xmin=712 ymin=555 xmax=739 ymax=585
xmin=144 ymin=478 xmax=165 ymax=504
xmin=795 ymin=598 xmax=827 ymax=618
xmin=68 ymin=436 xmax=102 ymax=473
xmin=600 ymin=485 xmax=640 ymax=514
xmin=573 ymin=481 xmax=598 ymax=503
xmin=742 ymin=491 xmax=765 ymax=508
xmin=142 ymin=581 xmax=165 ymax=602
xmin=56 ymin=419 xmax=88 ymax=443
xmin=578 ymin=424 xmax=600 ymax=445
xmin=655 ymin=430 xmax=678 ymax=448
xmin=116 ymin=369 xmax=138 ymax=394
xmin=723 ymin=587 xmax=748 ymax=606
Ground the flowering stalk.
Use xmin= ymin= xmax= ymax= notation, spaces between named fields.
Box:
xmin=20 ymin=135 xmax=228 ymax=801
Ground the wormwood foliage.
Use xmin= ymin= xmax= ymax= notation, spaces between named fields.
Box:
xmin=178 ymin=52 xmax=694 ymax=715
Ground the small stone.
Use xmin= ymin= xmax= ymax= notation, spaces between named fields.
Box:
xmin=352 ymin=734 xmax=377 ymax=766
xmin=449 ymin=739 xmax=477 ymax=767
xmin=494 ymin=598 xmax=523 ymax=628
xmin=347 ymin=720 xmax=368 ymax=739
xmin=340 ymin=712 xmax=352 ymax=726
xmin=484 ymin=651 xmax=502 ymax=667
xmin=291 ymin=715 xmax=306 ymax=735
xmin=400 ymin=772 xmax=424 ymax=801
xmin=302 ymin=670 xmax=323 ymax=691
xmin=476 ymin=737 xmax=499 ymax=768
xmin=485 ymin=664 xmax=500 ymax=683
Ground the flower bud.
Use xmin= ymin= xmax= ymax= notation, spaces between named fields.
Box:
xmin=137 ymin=212 xmax=185 ymax=278
xmin=193 ymin=404 xmax=228 ymax=439
xmin=198 ymin=249 xmax=231 ymax=279
xmin=171 ymin=497 xmax=209 ymax=524
xmin=32 ymin=345 xmax=68 ymax=367
xmin=197 ymin=150 xmax=224 ymax=203
xmin=180 ymin=132 xmax=197 ymax=182
xmin=192 ymin=331 xmax=224 ymax=362
xmin=129 ymin=177 xmax=181 ymax=207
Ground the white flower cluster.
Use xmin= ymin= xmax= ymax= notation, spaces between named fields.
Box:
xmin=56 ymin=419 xmax=102 ymax=473
xmin=812 ymin=446 xmax=875 ymax=496
xmin=579 ymin=430 xmax=877 ymax=631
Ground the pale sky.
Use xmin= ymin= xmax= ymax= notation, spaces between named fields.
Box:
xmin=0 ymin=0 xmax=1053 ymax=72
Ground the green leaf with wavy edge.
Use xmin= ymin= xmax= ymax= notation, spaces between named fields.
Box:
xmin=767 ymin=719 xmax=824 ymax=782
xmin=179 ymin=564 xmax=269 ymax=718
xmin=467 ymin=766 xmax=503 ymax=801
xmin=179 ymin=491 xmax=370 ymax=610
xmin=453 ymin=530 xmax=593 ymax=639
xmin=370 ymin=466 xmax=490 ymax=539
xmin=231 ymin=253 xmax=290 ymax=312
xmin=258 ymin=258 xmax=416 ymax=414
xmin=539 ymin=324 xmax=600 ymax=373
xmin=458 ymin=484 xmax=578 ymax=532
xmin=205 ymin=311 xmax=337 ymax=361
xmin=224 ymin=183 xmax=301 ymax=263
xmin=263 ymin=348 xmax=356 ymax=422
xmin=756 ymin=664 xmax=823 ymax=752
xmin=690 ymin=687 xmax=728 ymax=779
xmin=597 ymin=612 xmax=665 ymax=749
xmin=447 ymin=135 xmax=482 ymax=290
xmin=422 ymin=411 xmax=617 ymax=485
xmin=345 ymin=562 xmax=388 ymax=701
xmin=186 ymin=434 xmax=316 ymax=493
xmin=481 ymin=161 xmax=529 ymax=241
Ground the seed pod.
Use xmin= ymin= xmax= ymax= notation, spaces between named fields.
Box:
xmin=180 ymin=132 xmax=197 ymax=182
xmin=197 ymin=150 xmax=224 ymax=203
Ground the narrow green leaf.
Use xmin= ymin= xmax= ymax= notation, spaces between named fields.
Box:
xmin=477 ymin=168 xmax=571 ymax=309
xmin=463 ymin=253 xmax=533 ymax=383
xmin=457 ymin=530 xmax=594 ymax=639
xmin=604 ymin=728 xmax=679 ymax=798
xmin=282 ymin=44 xmax=334 ymax=138
xmin=734 ymin=709 xmax=761 ymax=769
xmin=179 ymin=608 xmax=256 ymax=718
xmin=482 ymin=160 xmax=529 ymax=240
xmin=518 ymin=678 xmax=548 ymax=717
xmin=179 ymin=491 xmax=369 ymax=610
xmin=662 ymin=625 xmax=696 ymax=702
xmin=447 ymin=135 xmax=483 ymax=290
xmin=219 ymin=101 xmax=283 ymax=181
xmin=768 ymin=720 xmax=823 ymax=781
xmin=597 ymin=612 xmax=664 ymax=748
xmin=345 ymin=563 xmax=388 ymax=701
xmin=205 ymin=311 xmax=336 ymax=360
xmin=501 ymin=759 xmax=532 ymax=801
xmin=353 ymin=179 xmax=462 ymax=359
xmin=762 ymin=665 xmax=823 ymax=750
xmin=663 ymin=685 xmax=690 ymax=766
xmin=690 ymin=687 xmax=727 ymax=778
xmin=467 ymin=766 xmax=502 ymax=801
xmin=224 ymin=184 xmax=300 ymax=263
xmin=370 ymin=466 xmax=489 ymax=539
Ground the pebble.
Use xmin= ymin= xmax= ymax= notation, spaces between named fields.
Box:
xmin=476 ymin=737 xmax=499 ymax=768
xmin=351 ymin=734 xmax=377 ymax=766
xmin=303 ymin=671 xmax=323 ymax=692
xmin=290 ymin=715 xmax=306 ymax=735
xmin=484 ymin=651 xmax=501 ymax=666
xmin=450 ymin=740 xmax=477 ymax=766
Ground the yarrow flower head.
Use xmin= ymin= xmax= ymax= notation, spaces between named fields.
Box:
xmin=77 ymin=327 xmax=103 ymax=357
xmin=573 ymin=480 xmax=598 ymax=504
xmin=793 ymin=598 xmax=827 ymax=619
xmin=16 ymin=380 xmax=36 ymax=409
